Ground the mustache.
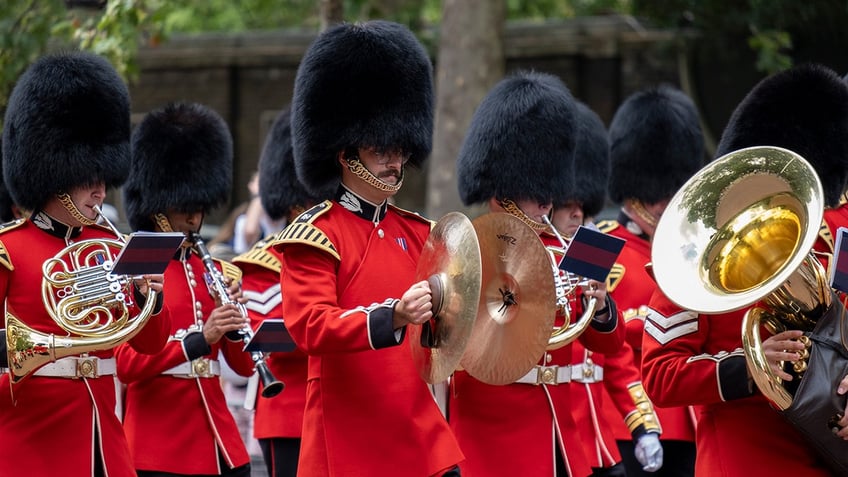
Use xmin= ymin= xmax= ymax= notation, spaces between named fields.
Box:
xmin=378 ymin=170 xmax=401 ymax=179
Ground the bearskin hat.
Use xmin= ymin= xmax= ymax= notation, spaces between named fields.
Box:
xmin=291 ymin=20 xmax=434 ymax=196
xmin=457 ymin=71 xmax=578 ymax=206
xmin=258 ymin=107 xmax=324 ymax=221
xmin=557 ymin=101 xmax=610 ymax=218
xmin=608 ymin=85 xmax=704 ymax=205
xmin=124 ymin=102 xmax=232 ymax=231
xmin=716 ymin=63 xmax=848 ymax=207
xmin=0 ymin=138 xmax=14 ymax=223
xmin=2 ymin=51 xmax=130 ymax=212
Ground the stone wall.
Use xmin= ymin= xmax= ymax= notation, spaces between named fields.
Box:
xmin=126 ymin=15 xmax=682 ymax=222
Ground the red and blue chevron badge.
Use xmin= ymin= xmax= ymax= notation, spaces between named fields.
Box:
xmin=559 ymin=225 xmax=626 ymax=282
xmin=829 ymin=226 xmax=848 ymax=293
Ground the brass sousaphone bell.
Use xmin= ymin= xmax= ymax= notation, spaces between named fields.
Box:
xmin=651 ymin=146 xmax=848 ymax=473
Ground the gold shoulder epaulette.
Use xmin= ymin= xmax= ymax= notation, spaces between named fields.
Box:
xmin=606 ymin=263 xmax=625 ymax=292
xmin=389 ymin=204 xmax=435 ymax=228
xmin=596 ymin=220 xmax=619 ymax=234
xmin=0 ymin=219 xmax=26 ymax=271
xmin=215 ymin=258 xmax=243 ymax=283
xmin=232 ymin=236 xmax=281 ymax=273
xmin=273 ymin=201 xmax=339 ymax=261
xmin=819 ymin=220 xmax=834 ymax=254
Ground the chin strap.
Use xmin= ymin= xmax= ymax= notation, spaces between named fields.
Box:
xmin=498 ymin=199 xmax=549 ymax=233
xmin=629 ymin=200 xmax=659 ymax=229
xmin=154 ymin=213 xmax=174 ymax=232
xmin=57 ymin=193 xmax=97 ymax=226
xmin=345 ymin=158 xmax=403 ymax=193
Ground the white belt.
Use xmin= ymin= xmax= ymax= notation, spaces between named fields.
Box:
xmin=24 ymin=357 xmax=117 ymax=379
xmin=161 ymin=358 xmax=220 ymax=379
xmin=515 ymin=364 xmax=604 ymax=385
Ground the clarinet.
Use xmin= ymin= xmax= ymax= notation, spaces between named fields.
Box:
xmin=190 ymin=232 xmax=284 ymax=398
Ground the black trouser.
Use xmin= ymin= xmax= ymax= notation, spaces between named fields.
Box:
xmin=259 ymin=437 xmax=301 ymax=477
xmin=137 ymin=451 xmax=251 ymax=477
xmin=617 ymin=439 xmax=695 ymax=477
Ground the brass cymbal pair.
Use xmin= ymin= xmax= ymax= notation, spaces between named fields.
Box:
xmin=410 ymin=212 xmax=555 ymax=384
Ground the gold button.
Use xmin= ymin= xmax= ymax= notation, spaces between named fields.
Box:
xmin=545 ymin=353 xmax=552 ymax=363
xmin=378 ymin=229 xmax=385 ymax=238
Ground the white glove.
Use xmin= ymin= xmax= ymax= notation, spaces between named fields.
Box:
xmin=634 ymin=433 xmax=663 ymax=472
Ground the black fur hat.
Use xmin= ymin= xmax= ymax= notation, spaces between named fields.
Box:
xmin=558 ymin=101 xmax=610 ymax=218
xmin=124 ymin=102 xmax=232 ymax=231
xmin=457 ymin=71 xmax=578 ymax=206
xmin=0 ymin=137 xmax=14 ymax=223
xmin=259 ymin=107 xmax=324 ymax=221
xmin=608 ymin=85 xmax=704 ymax=205
xmin=716 ymin=63 xmax=848 ymax=207
xmin=291 ymin=20 xmax=434 ymax=196
xmin=2 ymin=51 xmax=130 ymax=212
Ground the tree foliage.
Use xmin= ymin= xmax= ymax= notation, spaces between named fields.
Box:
xmin=0 ymin=0 xmax=169 ymax=128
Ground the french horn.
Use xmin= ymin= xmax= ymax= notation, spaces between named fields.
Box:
xmin=651 ymin=145 xmax=848 ymax=472
xmin=6 ymin=205 xmax=160 ymax=383
xmin=542 ymin=215 xmax=598 ymax=350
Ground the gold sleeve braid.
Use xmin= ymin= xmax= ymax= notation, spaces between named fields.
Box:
xmin=606 ymin=263 xmax=625 ymax=292
xmin=625 ymin=382 xmax=662 ymax=434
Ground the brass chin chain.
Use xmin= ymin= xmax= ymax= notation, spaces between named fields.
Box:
xmin=498 ymin=199 xmax=550 ymax=233
xmin=346 ymin=159 xmax=403 ymax=193
xmin=630 ymin=200 xmax=659 ymax=228
xmin=154 ymin=213 xmax=174 ymax=232
xmin=57 ymin=193 xmax=97 ymax=226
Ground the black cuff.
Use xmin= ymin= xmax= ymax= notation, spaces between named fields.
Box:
xmin=0 ymin=330 xmax=6 ymax=368
xmin=590 ymin=296 xmax=618 ymax=333
xmin=183 ymin=331 xmax=212 ymax=361
xmin=133 ymin=284 xmax=165 ymax=315
xmin=368 ymin=299 xmax=403 ymax=349
xmin=718 ymin=354 xmax=756 ymax=401
xmin=630 ymin=425 xmax=657 ymax=442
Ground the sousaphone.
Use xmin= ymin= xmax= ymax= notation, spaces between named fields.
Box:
xmin=652 ymin=145 xmax=848 ymax=473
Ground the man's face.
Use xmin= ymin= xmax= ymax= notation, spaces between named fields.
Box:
xmin=551 ymin=201 xmax=584 ymax=238
xmin=513 ymin=198 xmax=553 ymax=224
xmin=163 ymin=209 xmax=204 ymax=234
xmin=357 ymin=146 xmax=409 ymax=186
xmin=67 ymin=182 xmax=107 ymax=224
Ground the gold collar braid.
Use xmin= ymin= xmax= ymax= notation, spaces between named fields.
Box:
xmin=498 ymin=199 xmax=550 ymax=233
xmin=57 ymin=193 xmax=97 ymax=226
xmin=346 ymin=158 xmax=403 ymax=193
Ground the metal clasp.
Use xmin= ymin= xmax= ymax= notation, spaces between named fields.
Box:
xmin=76 ymin=358 xmax=98 ymax=379
xmin=537 ymin=365 xmax=559 ymax=385
xmin=191 ymin=358 xmax=212 ymax=378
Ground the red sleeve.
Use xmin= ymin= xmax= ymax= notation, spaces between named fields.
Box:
xmin=641 ymin=288 xmax=754 ymax=408
xmin=601 ymin=341 xmax=642 ymax=420
xmin=124 ymin=293 xmax=171 ymax=355
xmin=578 ymin=291 xmax=625 ymax=354
xmin=281 ymin=244 xmax=395 ymax=355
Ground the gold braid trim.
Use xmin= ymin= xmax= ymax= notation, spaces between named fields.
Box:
xmin=596 ymin=219 xmax=619 ymax=234
xmin=215 ymin=258 xmax=243 ymax=283
xmin=346 ymin=158 xmax=403 ymax=193
xmin=630 ymin=200 xmax=658 ymax=229
xmin=57 ymin=193 xmax=97 ymax=226
xmin=606 ymin=263 xmax=625 ymax=292
xmin=271 ymin=201 xmax=339 ymax=261
xmin=232 ymin=239 xmax=282 ymax=273
xmin=498 ymin=199 xmax=549 ymax=233
xmin=626 ymin=382 xmax=662 ymax=434
xmin=154 ymin=213 xmax=174 ymax=232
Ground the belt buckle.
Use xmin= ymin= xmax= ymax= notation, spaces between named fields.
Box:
xmin=191 ymin=358 xmax=211 ymax=378
xmin=76 ymin=358 xmax=98 ymax=379
xmin=537 ymin=365 xmax=559 ymax=385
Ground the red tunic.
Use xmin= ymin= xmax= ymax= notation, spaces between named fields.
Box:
xmin=567 ymin=341 xmax=624 ymax=469
xmin=276 ymin=200 xmax=463 ymax=477
xmin=233 ymin=240 xmax=307 ymax=439
xmin=602 ymin=221 xmax=696 ymax=443
xmin=449 ymin=232 xmax=625 ymax=477
xmin=642 ymin=290 xmax=831 ymax=476
xmin=0 ymin=219 xmax=170 ymax=477
xmin=116 ymin=249 xmax=256 ymax=474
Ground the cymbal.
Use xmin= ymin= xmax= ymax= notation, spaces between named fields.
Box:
xmin=460 ymin=212 xmax=556 ymax=385
xmin=410 ymin=212 xmax=481 ymax=384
